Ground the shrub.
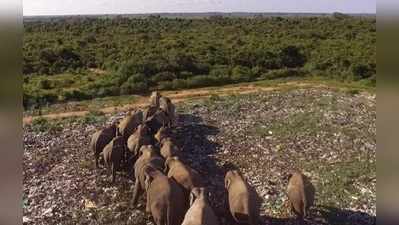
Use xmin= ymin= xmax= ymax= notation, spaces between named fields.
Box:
xmin=209 ymin=65 xmax=231 ymax=78
xmin=171 ymin=79 xmax=188 ymax=89
xmin=119 ymin=73 xmax=150 ymax=95
xmin=279 ymin=45 xmax=307 ymax=68
xmin=158 ymin=81 xmax=174 ymax=90
xmin=178 ymin=71 xmax=194 ymax=79
xmin=96 ymin=87 xmax=120 ymax=97
xmin=127 ymin=73 xmax=147 ymax=83
xmin=38 ymin=79 xmax=52 ymax=90
xmin=62 ymin=89 xmax=91 ymax=101
xmin=151 ymin=71 xmax=177 ymax=83
xmin=251 ymin=66 xmax=263 ymax=78
xmin=186 ymin=75 xmax=215 ymax=88
xmin=262 ymin=68 xmax=307 ymax=80
xmin=115 ymin=62 xmax=141 ymax=85
xmin=158 ymin=79 xmax=189 ymax=90
xmin=231 ymin=66 xmax=255 ymax=82
xmin=351 ymin=63 xmax=374 ymax=81
xmin=120 ymin=81 xmax=149 ymax=95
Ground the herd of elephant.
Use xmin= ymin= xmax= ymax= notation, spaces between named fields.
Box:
xmin=90 ymin=91 xmax=316 ymax=225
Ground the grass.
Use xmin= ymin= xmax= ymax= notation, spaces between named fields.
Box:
xmin=270 ymin=112 xmax=323 ymax=137
xmin=25 ymin=95 xmax=137 ymax=117
xmin=303 ymin=157 xmax=376 ymax=209
xmin=254 ymin=76 xmax=375 ymax=94
xmin=31 ymin=117 xmax=63 ymax=133
xmin=29 ymin=110 xmax=107 ymax=132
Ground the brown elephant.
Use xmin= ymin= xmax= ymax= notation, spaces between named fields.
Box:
xmin=154 ymin=126 xmax=171 ymax=143
xmin=149 ymin=91 xmax=161 ymax=107
xmin=181 ymin=187 xmax=219 ymax=225
xmin=127 ymin=124 xmax=152 ymax=158
xmin=225 ymin=170 xmax=260 ymax=225
xmin=160 ymin=137 xmax=180 ymax=159
xmin=143 ymin=165 xmax=186 ymax=225
xmin=90 ymin=122 xmax=118 ymax=168
xmin=145 ymin=110 xmax=171 ymax=135
xmin=126 ymin=124 xmax=153 ymax=174
xmin=287 ymin=170 xmax=315 ymax=219
xmin=118 ymin=110 xmax=143 ymax=141
xmin=132 ymin=145 xmax=164 ymax=206
xmin=102 ymin=135 xmax=125 ymax=183
xmin=159 ymin=96 xmax=176 ymax=127
xmin=143 ymin=105 xmax=159 ymax=122
xmin=164 ymin=156 xmax=203 ymax=192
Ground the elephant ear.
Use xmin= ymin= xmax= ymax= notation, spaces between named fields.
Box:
xmin=164 ymin=156 xmax=176 ymax=173
xmin=163 ymin=158 xmax=170 ymax=173
xmin=144 ymin=174 xmax=152 ymax=192
xmin=225 ymin=177 xmax=231 ymax=190
xmin=144 ymin=166 xmax=156 ymax=191
xmin=189 ymin=188 xmax=200 ymax=206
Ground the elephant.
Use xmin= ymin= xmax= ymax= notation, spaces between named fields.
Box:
xmin=102 ymin=135 xmax=125 ymax=183
xmin=143 ymin=165 xmax=186 ymax=225
xmin=131 ymin=145 xmax=165 ymax=207
xmin=164 ymin=156 xmax=203 ymax=192
xmin=155 ymin=126 xmax=171 ymax=143
xmin=287 ymin=170 xmax=315 ymax=219
xmin=160 ymin=137 xmax=180 ymax=159
xmin=126 ymin=124 xmax=153 ymax=171
xmin=143 ymin=105 xmax=159 ymax=122
xmin=90 ymin=122 xmax=118 ymax=168
xmin=118 ymin=110 xmax=143 ymax=141
xmin=159 ymin=96 xmax=176 ymax=127
xmin=149 ymin=91 xmax=161 ymax=108
xmin=145 ymin=110 xmax=171 ymax=135
xmin=225 ymin=170 xmax=260 ymax=225
xmin=181 ymin=187 xmax=219 ymax=225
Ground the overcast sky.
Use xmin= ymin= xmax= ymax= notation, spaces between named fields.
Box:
xmin=23 ymin=0 xmax=376 ymax=16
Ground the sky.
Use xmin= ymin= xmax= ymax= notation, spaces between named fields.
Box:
xmin=23 ymin=0 xmax=376 ymax=16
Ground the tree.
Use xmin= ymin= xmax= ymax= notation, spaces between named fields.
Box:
xmin=279 ymin=46 xmax=306 ymax=68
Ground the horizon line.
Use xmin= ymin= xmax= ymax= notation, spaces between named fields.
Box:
xmin=23 ymin=11 xmax=377 ymax=17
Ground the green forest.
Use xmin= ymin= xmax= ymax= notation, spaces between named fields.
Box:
xmin=23 ymin=14 xmax=376 ymax=109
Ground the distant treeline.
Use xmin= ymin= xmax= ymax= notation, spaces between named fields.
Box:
xmin=23 ymin=14 xmax=376 ymax=108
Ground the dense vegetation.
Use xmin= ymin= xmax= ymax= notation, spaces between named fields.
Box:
xmin=23 ymin=14 xmax=376 ymax=109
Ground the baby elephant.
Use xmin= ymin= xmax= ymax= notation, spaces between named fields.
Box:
xmin=287 ymin=170 xmax=315 ymax=219
xmin=225 ymin=170 xmax=260 ymax=225
xmin=90 ymin=123 xmax=118 ymax=168
xmin=132 ymin=145 xmax=165 ymax=206
xmin=181 ymin=187 xmax=219 ymax=225
xmin=160 ymin=137 xmax=180 ymax=159
xmin=143 ymin=165 xmax=186 ymax=225
xmin=164 ymin=156 xmax=203 ymax=192
xmin=102 ymin=135 xmax=125 ymax=183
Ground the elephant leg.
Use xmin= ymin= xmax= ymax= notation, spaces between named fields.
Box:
xmin=146 ymin=188 xmax=151 ymax=213
xmin=132 ymin=181 xmax=141 ymax=207
xmin=111 ymin=164 xmax=116 ymax=183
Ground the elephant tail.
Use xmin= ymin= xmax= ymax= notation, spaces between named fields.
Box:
xmin=166 ymin=205 xmax=171 ymax=225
